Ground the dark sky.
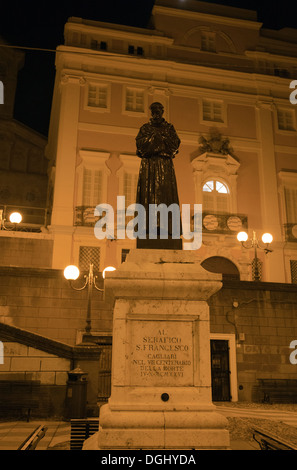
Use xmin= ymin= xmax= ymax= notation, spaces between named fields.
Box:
xmin=0 ymin=0 xmax=296 ymax=136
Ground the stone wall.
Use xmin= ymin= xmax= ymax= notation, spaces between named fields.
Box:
xmin=1 ymin=265 xmax=297 ymax=403
xmin=1 ymin=341 xmax=70 ymax=384
xmin=0 ymin=322 xmax=101 ymax=418
xmin=209 ymin=280 xmax=297 ymax=401
xmin=0 ymin=341 xmax=70 ymax=417
xmin=0 ymin=236 xmax=53 ymax=269
xmin=0 ymin=266 xmax=113 ymax=345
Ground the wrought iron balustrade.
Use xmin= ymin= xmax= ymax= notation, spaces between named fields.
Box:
xmin=0 ymin=205 xmax=48 ymax=232
xmin=201 ymin=212 xmax=248 ymax=235
xmin=74 ymin=206 xmax=99 ymax=227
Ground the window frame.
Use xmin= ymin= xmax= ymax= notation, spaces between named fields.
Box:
xmin=278 ymin=171 xmax=297 ymax=226
xmin=275 ymin=107 xmax=297 ymax=134
xmin=200 ymin=98 xmax=227 ymax=127
xmin=202 ymin=178 xmax=231 ymax=214
xmin=76 ymin=150 xmax=110 ymax=212
xmin=122 ymin=85 xmax=147 ymax=116
xmin=201 ymin=31 xmax=217 ymax=53
xmin=191 ymin=153 xmax=240 ymax=214
xmin=84 ymin=81 xmax=111 ymax=113
xmin=117 ymin=154 xmax=141 ymax=208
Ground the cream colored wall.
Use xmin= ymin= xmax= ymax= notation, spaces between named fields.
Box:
xmin=46 ymin=6 xmax=297 ymax=282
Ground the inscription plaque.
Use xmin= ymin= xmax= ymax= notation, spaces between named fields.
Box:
xmin=130 ymin=320 xmax=194 ymax=386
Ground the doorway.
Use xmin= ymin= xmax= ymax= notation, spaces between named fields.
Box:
xmin=210 ymin=339 xmax=231 ymax=401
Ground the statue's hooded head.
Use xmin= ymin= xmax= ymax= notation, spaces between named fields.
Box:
xmin=150 ymin=102 xmax=164 ymax=122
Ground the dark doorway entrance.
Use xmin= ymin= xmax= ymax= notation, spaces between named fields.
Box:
xmin=210 ymin=340 xmax=231 ymax=401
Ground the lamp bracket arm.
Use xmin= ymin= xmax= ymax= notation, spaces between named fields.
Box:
xmin=93 ymin=276 xmax=104 ymax=292
xmin=68 ymin=277 xmax=88 ymax=291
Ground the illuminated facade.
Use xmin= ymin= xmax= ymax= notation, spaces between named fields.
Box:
xmin=46 ymin=0 xmax=297 ymax=283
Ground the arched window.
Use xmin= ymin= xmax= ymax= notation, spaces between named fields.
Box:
xmin=202 ymin=179 xmax=230 ymax=213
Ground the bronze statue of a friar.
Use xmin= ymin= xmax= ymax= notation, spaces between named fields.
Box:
xmin=135 ymin=102 xmax=182 ymax=249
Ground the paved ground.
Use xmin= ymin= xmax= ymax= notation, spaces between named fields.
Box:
xmin=0 ymin=420 xmax=70 ymax=450
xmin=1 ymin=404 xmax=297 ymax=450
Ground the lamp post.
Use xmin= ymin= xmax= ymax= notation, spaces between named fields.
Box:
xmin=0 ymin=210 xmax=22 ymax=230
xmin=64 ymin=264 xmax=116 ymax=337
xmin=237 ymin=231 xmax=273 ymax=281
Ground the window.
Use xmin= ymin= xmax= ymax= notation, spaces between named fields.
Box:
xmin=82 ymin=168 xmax=103 ymax=207
xmin=123 ymin=172 xmax=139 ymax=207
xmin=201 ymin=32 xmax=216 ymax=52
xmin=117 ymin=154 xmax=141 ymax=211
xmin=277 ymin=109 xmax=296 ymax=131
xmin=91 ymin=39 xmax=108 ymax=51
xmin=284 ymin=188 xmax=297 ymax=223
xmin=88 ymin=84 xmax=108 ymax=109
xmin=128 ymin=45 xmax=144 ymax=56
xmin=202 ymin=100 xmax=224 ymax=123
xmin=75 ymin=150 xmax=110 ymax=226
xmin=291 ymin=260 xmax=297 ymax=284
xmin=79 ymin=246 xmax=100 ymax=272
xmin=202 ymin=180 xmax=230 ymax=213
xmin=125 ymin=87 xmax=145 ymax=113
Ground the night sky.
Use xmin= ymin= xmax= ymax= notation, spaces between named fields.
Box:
xmin=0 ymin=0 xmax=296 ymax=136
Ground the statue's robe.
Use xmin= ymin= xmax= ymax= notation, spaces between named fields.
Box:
xmin=135 ymin=118 xmax=181 ymax=236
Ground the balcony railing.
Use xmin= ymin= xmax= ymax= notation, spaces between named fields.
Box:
xmin=0 ymin=205 xmax=48 ymax=232
xmin=74 ymin=206 xmax=99 ymax=227
xmin=75 ymin=206 xmax=249 ymax=237
xmin=284 ymin=223 xmax=297 ymax=243
xmin=201 ymin=212 xmax=248 ymax=235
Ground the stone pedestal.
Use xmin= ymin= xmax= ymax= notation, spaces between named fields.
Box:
xmin=84 ymin=249 xmax=230 ymax=450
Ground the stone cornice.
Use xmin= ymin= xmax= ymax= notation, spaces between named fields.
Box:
xmin=246 ymin=50 xmax=297 ymax=64
xmin=64 ymin=21 xmax=173 ymax=45
xmin=222 ymin=279 xmax=297 ymax=293
xmin=0 ymin=266 xmax=61 ymax=278
xmin=153 ymin=5 xmax=262 ymax=30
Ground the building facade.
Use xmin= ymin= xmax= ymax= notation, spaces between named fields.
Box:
xmin=0 ymin=38 xmax=50 ymax=268
xmin=46 ymin=0 xmax=297 ymax=285
xmin=1 ymin=0 xmax=297 ymax=407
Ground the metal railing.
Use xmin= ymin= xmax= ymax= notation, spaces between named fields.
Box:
xmin=0 ymin=204 xmax=48 ymax=232
xmin=201 ymin=212 xmax=248 ymax=235
xmin=252 ymin=427 xmax=297 ymax=450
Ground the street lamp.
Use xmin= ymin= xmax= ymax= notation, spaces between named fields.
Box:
xmin=102 ymin=266 xmax=116 ymax=279
xmin=64 ymin=263 xmax=104 ymax=336
xmin=0 ymin=210 xmax=22 ymax=230
xmin=237 ymin=231 xmax=273 ymax=281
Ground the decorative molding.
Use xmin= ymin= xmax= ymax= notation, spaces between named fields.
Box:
xmin=255 ymin=100 xmax=276 ymax=111
xmin=197 ymin=128 xmax=237 ymax=158
xmin=153 ymin=6 xmax=262 ymax=30
xmin=181 ymin=26 xmax=237 ymax=54
xmin=60 ymin=72 xmax=85 ymax=85
xmin=191 ymin=130 xmax=240 ymax=213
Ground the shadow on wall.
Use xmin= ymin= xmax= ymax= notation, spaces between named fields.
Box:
xmin=201 ymin=256 xmax=240 ymax=281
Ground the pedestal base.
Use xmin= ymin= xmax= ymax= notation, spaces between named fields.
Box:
xmin=83 ymin=249 xmax=230 ymax=450
xmin=83 ymin=405 xmax=230 ymax=450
